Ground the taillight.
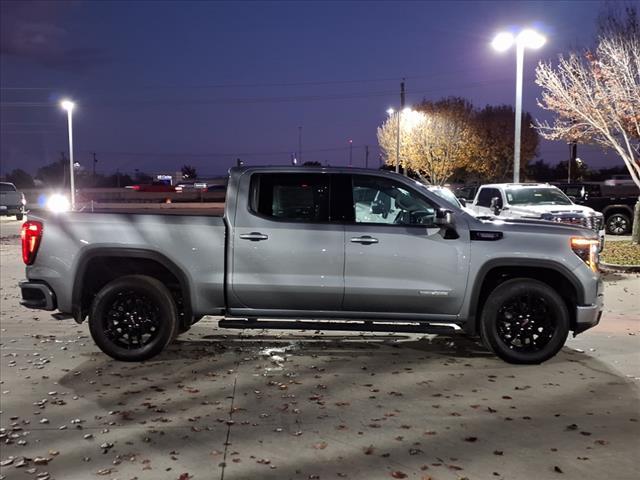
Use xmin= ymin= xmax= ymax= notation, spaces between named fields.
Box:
xmin=21 ymin=221 xmax=43 ymax=265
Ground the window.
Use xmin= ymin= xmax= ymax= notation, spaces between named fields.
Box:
xmin=251 ymin=173 xmax=330 ymax=222
xmin=505 ymin=187 xmax=571 ymax=206
xmin=476 ymin=188 xmax=501 ymax=208
xmin=0 ymin=183 xmax=16 ymax=192
xmin=352 ymin=175 xmax=436 ymax=226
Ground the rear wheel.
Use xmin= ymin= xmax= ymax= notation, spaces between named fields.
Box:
xmin=89 ymin=275 xmax=177 ymax=361
xmin=480 ymin=278 xmax=569 ymax=364
xmin=606 ymin=212 xmax=631 ymax=235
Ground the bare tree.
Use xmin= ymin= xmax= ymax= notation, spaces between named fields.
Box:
xmin=535 ymin=12 xmax=639 ymax=187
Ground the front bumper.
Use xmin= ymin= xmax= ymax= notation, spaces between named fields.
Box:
xmin=19 ymin=280 xmax=56 ymax=311
xmin=574 ymin=289 xmax=604 ymax=335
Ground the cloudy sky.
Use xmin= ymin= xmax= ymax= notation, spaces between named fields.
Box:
xmin=0 ymin=0 xmax=614 ymax=176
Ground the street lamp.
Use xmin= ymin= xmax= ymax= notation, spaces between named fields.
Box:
xmin=492 ymin=28 xmax=546 ymax=183
xmin=387 ymin=107 xmax=413 ymax=174
xmin=60 ymin=99 xmax=76 ymax=209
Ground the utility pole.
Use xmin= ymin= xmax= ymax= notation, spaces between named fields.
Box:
xmin=395 ymin=79 xmax=406 ymax=175
xmin=348 ymin=139 xmax=353 ymax=167
xmin=236 ymin=158 xmax=244 ymax=167
xmin=298 ymin=126 xmax=302 ymax=164
xmin=400 ymin=80 xmax=405 ymax=175
xmin=365 ymin=145 xmax=369 ymax=169
xmin=568 ymin=142 xmax=577 ymax=183
xmin=60 ymin=152 xmax=67 ymax=187
xmin=92 ymin=152 xmax=97 ymax=184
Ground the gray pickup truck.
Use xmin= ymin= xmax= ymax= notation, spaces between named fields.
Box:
xmin=19 ymin=166 xmax=604 ymax=364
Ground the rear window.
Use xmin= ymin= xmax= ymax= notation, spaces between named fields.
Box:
xmin=0 ymin=183 xmax=16 ymax=192
xmin=250 ymin=173 xmax=330 ymax=222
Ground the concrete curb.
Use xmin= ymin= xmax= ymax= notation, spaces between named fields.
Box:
xmin=600 ymin=261 xmax=640 ymax=273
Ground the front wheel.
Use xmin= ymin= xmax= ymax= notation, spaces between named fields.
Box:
xmin=89 ymin=275 xmax=178 ymax=361
xmin=606 ymin=212 xmax=631 ymax=235
xmin=480 ymin=278 xmax=569 ymax=364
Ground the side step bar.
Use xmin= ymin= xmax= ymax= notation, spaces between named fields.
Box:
xmin=218 ymin=319 xmax=460 ymax=334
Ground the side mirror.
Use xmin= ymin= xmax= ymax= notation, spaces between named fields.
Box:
xmin=490 ymin=197 xmax=502 ymax=215
xmin=458 ymin=198 xmax=467 ymax=207
xmin=435 ymin=208 xmax=453 ymax=227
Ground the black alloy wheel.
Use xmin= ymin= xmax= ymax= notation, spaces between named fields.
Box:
xmin=89 ymin=275 xmax=177 ymax=361
xmin=606 ymin=213 xmax=631 ymax=235
xmin=480 ymin=278 xmax=570 ymax=364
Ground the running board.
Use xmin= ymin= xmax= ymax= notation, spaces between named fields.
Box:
xmin=218 ymin=319 xmax=460 ymax=334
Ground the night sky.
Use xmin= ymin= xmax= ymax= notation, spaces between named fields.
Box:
xmin=0 ymin=0 xmax=614 ymax=178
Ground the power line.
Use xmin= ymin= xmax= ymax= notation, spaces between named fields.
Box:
xmin=0 ymin=76 xmax=534 ymax=109
xmin=0 ymin=65 xmax=503 ymax=92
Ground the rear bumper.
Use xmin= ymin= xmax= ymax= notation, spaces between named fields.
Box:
xmin=0 ymin=205 xmax=24 ymax=215
xmin=19 ymin=280 xmax=56 ymax=311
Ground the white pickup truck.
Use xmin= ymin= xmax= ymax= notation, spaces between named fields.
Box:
xmin=470 ymin=183 xmax=605 ymax=247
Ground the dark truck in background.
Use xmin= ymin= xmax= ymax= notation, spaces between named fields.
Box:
xmin=554 ymin=182 xmax=639 ymax=235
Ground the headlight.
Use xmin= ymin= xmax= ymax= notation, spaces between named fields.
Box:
xmin=570 ymin=237 xmax=600 ymax=272
xmin=46 ymin=194 xmax=71 ymax=213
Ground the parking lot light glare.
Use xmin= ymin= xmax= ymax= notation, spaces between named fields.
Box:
xmin=518 ymin=29 xmax=546 ymax=49
xmin=60 ymin=99 xmax=75 ymax=111
xmin=492 ymin=32 xmax=515 ymax=52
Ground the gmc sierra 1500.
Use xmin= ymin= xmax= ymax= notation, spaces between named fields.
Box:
xmin=19 ymin=167 xmax=604 ymax=364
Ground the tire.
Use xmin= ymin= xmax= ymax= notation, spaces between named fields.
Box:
xmin=16 ymin=214 xmax=23 ymax=221
xmin=89 ymin=275 xmax=178 ymax=361
xmin=480 ymin=278 xmax=569 ymax=364
xmin=605 ymin=212 xmax=631 ymax=235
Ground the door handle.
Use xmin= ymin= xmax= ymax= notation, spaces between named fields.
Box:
xmin=350 ymin=235 xmax=379 ymax=244
xmin=239 ymin=232 xmax=269 ymax=241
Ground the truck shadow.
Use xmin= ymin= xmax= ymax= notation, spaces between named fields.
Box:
xmin=52 ymin=331 xmax=639 ymax=480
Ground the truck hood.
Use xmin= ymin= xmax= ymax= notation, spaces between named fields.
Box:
xmin=473 ymin=215 xmax=597 ymax=237
xmin=506 ymin=203 xmax=597 ymax=218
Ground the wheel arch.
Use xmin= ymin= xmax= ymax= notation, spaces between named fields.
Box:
xmin=72 ymin=247 xmax=194 ymax=328
xmin=466 ymin=259 xmax=583 ymax=336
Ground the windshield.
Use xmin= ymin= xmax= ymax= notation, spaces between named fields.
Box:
xmin=505 ymin=187 xmax=572 ymax=206
xmin=428 ymin=187 xmax=462 ymax=208
xmin=0 ymin=183 xmax=16 ymax=192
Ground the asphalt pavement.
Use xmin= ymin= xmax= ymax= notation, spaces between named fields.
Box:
xmin=0 ymin=216 xmax=638 ymax=480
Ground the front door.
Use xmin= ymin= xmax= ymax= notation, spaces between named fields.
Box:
xmin=344 ymin=174 xmax=469 ymax=316
xmin=230 ymin=172 xmax=345 ymax=312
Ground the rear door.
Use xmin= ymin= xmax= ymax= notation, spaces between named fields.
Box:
xmin=229 ymin=172 xmax=346 ymax=312
xmin=343 ymin=174 xmax=470 ymax=316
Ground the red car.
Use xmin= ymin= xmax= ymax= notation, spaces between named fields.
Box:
xmin=127 ymin=181 xmax=175 ymax=192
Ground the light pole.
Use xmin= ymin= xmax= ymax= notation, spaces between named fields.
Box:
xmin=60 ymin=99 xmax=76 ymax=209
xmin=387 ymin=107 xmax=412 ymax=175
xmin=492 ymin=28 xmax=546 ymax=183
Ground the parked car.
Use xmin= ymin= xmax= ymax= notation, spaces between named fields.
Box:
xmin=604 ymin=175 xmax=635 ymax=187
xmin=454 ymin=184 xmax=478 ymax=203
xmin=0 ymin=182 xmax=26 ymax=220
xmin=127 ymin=181 xmax=175 ymax=192
xmin=553 ymin=182 xmax=638 ymax=235
xmin=19 ymin=167 xmax=603 ymax=365
xmin=175 ymin=181 xmax=208 ymax=193
xmin=426 ymin=185 xmax=476 ymax=216
xmin=470 ymin=183 xmax=605 ymax=248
